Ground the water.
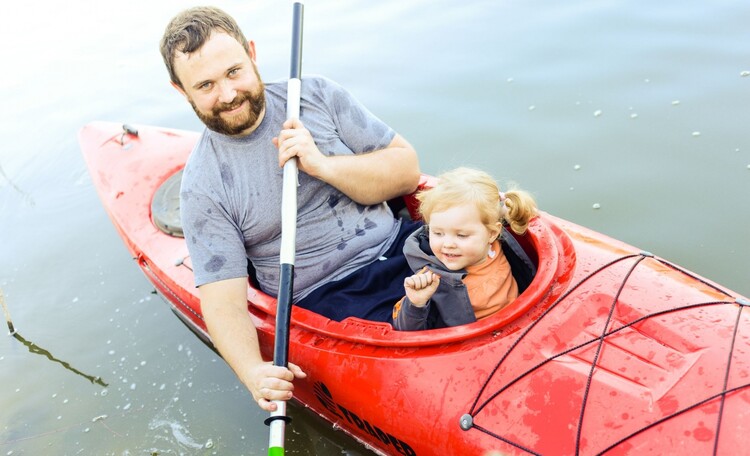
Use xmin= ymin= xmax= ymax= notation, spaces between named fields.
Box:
xmin=1 ymin=0 xmax=748 ymax=454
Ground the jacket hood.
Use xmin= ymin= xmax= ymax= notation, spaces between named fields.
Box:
xmin=402 ymin=226 xmax=466 ymax=284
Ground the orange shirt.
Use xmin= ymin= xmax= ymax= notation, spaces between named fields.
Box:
xmin=464 ymin=240 xmax=518 ymax=320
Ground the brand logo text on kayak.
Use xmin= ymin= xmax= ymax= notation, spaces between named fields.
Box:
xmin=313 ymin=381 xmax=416 ymax=456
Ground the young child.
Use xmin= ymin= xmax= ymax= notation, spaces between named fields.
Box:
xmin=392 ymin=167 xmax=537 ymax=330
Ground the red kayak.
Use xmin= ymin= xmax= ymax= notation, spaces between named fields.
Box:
xmin=79 ymin=121 xmax=750 ymax=456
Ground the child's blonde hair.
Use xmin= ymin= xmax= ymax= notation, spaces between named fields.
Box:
xmin=417 ymin=167 xmax=537 ymax=235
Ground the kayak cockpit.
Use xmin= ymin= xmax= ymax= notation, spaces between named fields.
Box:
xmin=151 ymin=168 xmax=575 ymax=347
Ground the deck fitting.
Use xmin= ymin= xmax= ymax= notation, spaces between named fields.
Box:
xmin=459 ymin=413 xmax=473 ymax=431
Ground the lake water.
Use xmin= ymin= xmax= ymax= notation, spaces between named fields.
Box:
xmin=1 ymin=0 xmax=748 ymax=454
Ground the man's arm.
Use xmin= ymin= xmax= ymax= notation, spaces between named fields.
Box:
xmin=274 ymin=119 xmax=420 ymax=205
xmin=199 ymin=277 xmax=306 ymax=411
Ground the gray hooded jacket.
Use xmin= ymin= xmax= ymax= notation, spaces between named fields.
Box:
xmin=393 ymin=225 xmax=536 ymax=330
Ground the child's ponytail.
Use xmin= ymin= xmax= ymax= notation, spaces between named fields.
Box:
xmin=502 ymin=189 xmax=537 ymax=234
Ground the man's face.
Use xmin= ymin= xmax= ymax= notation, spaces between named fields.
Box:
xmin=173 ymin=31 xmax=265 ymax=136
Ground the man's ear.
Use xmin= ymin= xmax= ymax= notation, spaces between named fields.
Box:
xmin=247 ymin=40 xmax=257 ymax=62
xmin=170 ymin=81 xmax=188 ymax=99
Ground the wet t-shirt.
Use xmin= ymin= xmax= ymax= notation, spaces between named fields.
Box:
xmin=181 ymin=76 xmax=400 ymax=301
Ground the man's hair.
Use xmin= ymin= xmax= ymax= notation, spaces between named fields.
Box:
xmin=159 ymin=6 xmax=249 ymax=88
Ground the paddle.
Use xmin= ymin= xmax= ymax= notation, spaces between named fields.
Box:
xmin=267 ymin=2 xmax=304 ymax=455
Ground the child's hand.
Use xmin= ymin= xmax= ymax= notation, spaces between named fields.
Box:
xmin=404 ymin=269 xmax=440 ymax=307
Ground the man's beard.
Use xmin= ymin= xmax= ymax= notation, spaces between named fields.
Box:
xmin=191 ymin=79 xmax=266 ymax=136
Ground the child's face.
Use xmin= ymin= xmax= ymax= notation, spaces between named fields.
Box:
xmin=427 ymin=205 xmax=501 ymax=271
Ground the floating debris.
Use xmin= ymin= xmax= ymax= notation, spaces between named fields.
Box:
xmin=692 ymin=131 xmax=701 ymax=137
xmin=205 ymin=439 xmax=214 ymax=449
xmin=741 ymin=71 xmax=749 ymax=77
xmin=672 ymin=100 xmax=681 ymax=106
xmin=507 ymin=77 xmax=514 ymax=83
xmin=92 ymin=414 xmax=108 ymax=423
xmin=592 ymin=203 xmax=601 ymax=210
xmin=1 ymin=288 xmax=16 ymax=335
xmin=528 ymin=105 xmax=536 ymax=111
xmin=630 ymin=113 xmax=638 ymax=119
xmin=574 ymin=164 xmax=581 ymax=171
xmin=593 ymin=110 xmax=603 ymax=117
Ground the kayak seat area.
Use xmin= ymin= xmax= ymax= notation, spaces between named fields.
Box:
xmin=152 ymin=169 xmax=184 ymax=238
xmin=153 ymin=170 xmax=537 ymax=300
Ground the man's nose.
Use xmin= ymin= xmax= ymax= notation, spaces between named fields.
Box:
xmin=218 ymin=80 xmax=237 ymax=103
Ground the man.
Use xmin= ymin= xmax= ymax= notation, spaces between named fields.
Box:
xmin=159 ymin=7 xmax=420 ymax=412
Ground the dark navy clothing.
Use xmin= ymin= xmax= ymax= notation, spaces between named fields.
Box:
xmin=295 ymin=220 xmax=423 ymax=322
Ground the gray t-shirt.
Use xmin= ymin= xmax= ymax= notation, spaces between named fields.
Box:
xmin=181 ymin=76 xmax=401 ymax=301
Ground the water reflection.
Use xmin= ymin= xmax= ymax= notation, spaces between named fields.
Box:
xmin=0 ymin=163 xmax=35 ymax=207
xmin=11 ymin=332 xmax=108 ymax=388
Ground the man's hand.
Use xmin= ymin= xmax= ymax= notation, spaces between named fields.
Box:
xmin=242 ymin=361 xmax=307 ymax=412
xmin=273 ymin=118 xmax=420 ymax=206
xmin=273 ymin=118 xmax=326 ymax=178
